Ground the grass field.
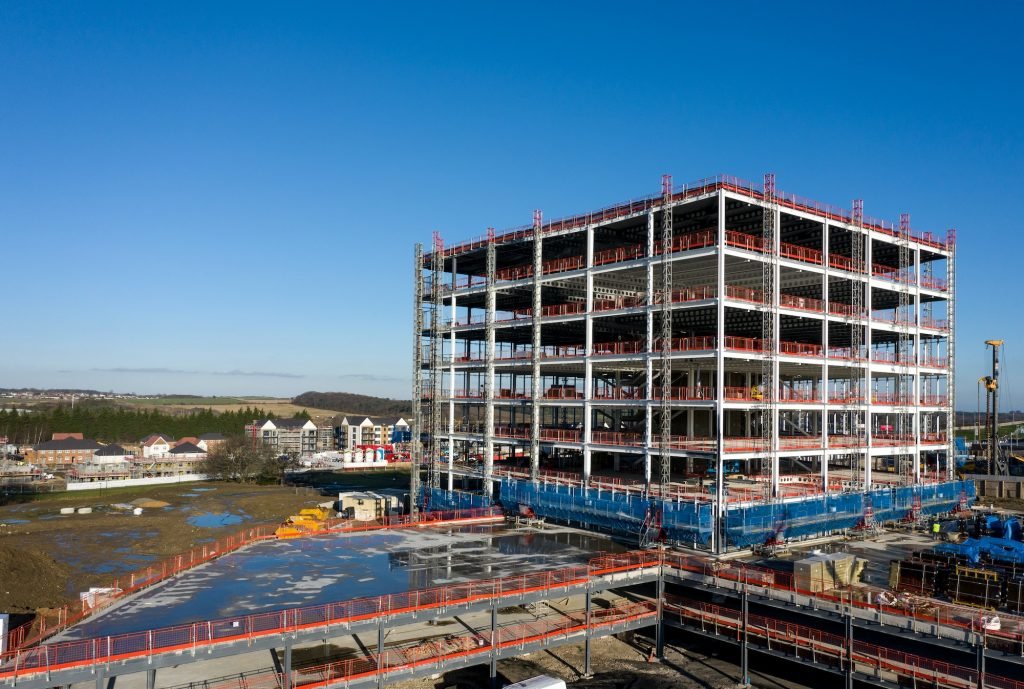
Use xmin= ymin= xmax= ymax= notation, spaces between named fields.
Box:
xmin=121 ymin=396 xmax=248 ymax=406
xmin=957 ymin=421 xmax=1024 ymax=442
xmin=121 ymin=397 xmax=346 ymax=421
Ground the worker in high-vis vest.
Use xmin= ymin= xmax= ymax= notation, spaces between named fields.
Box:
xmin=932 ymin=520 xmax=941 ymax=540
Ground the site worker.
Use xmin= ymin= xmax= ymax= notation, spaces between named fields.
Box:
xmin=932 ymin=520 xmax=941 ymax=540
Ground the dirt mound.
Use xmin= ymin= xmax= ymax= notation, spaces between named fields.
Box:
xmin=0 ymin=544 xmax=70 ymax=612
xmin=131 ymin=498 xmax=171 ymax=508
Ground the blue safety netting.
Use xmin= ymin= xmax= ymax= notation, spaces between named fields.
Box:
xmin=496 ymin=477 xmax=974 ymax=550
xmin=419 ymin=487 xmax=492 ymax=511
xmin=723 ymin=491 xmax=866 ymax=548
xmin=498 ymin=479 xmax=714 ymax=547
xmin=724 ymin=480 xmax=976 ymax=548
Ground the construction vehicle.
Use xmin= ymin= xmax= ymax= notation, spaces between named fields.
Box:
xmin=274 ymin=507 xmax=332 ymax=539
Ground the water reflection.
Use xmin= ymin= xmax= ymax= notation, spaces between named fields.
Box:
xmin=62 ymin=524 xmax=621 ymax=639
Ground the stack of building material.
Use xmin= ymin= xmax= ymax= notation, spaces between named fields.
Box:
xmin=1005 ymin=576 xmax=1024 ymax=614
xmin=889 ymin=559 xmax=944 ymax=596
xmin=794 ymin=552 xmax=856 ymax=593
xmin=950 ymin=565 xmax=1002 ymax=609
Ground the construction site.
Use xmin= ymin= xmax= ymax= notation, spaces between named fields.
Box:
xmin=7 ymin=174 xmax=1024 ymax=689
xmin=411 ymin=173 xmax=967 ymax=550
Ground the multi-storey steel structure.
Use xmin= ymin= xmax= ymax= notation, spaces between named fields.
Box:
xmin=413 ymin=174 xmax=959 ymax=547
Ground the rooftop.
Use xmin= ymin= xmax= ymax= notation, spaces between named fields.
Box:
xmin=426 ymin=174 xmax=954 ymax=262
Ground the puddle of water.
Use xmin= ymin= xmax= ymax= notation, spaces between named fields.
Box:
xmin=187 ymin=512 xmax=247 ymax=528
xmin=1 ymin=518 xmax=29 ymax=524
xmin=63 ymin=524 xmax=624 ymax=639
xmin=191 ymin=487 xmax=216 ymax=492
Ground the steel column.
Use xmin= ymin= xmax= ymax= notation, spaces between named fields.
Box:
xmin=714 ymin=190 xmax=726 ymax=554
xmin=645 ymin=209 xmax=656 ymax=488
xmin=490 ymin=601 xmax=498 ymax=689
xmin=976 ymin=633 xmax=986 ymax=689
xmin=584 ymin=586 xmax=593 ymax=677
xmin=530 ymin=211 xmax=543 ymax=483
xmin=484 ymin=236 xmax=496 ymax=498
xmin=741 ymin=585 xmax=749 ymax=686
xmin=845 ymin=606 xmax=853 ymax=689
xmin=448 ymin=256 xmax=458 ymax=491
xmin=283 ymin=638 xmax=293 ymax=689
xmin=655 ymin=566 xmax=666 ymax=659
xmin=583 ymin=225 xmax=595 ymax=484
xmin=377 ymin=619 xmax=385 ymax=689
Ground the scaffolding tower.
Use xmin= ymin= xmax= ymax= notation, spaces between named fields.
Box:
xmin=428 ymin=232 xmax=445 ymax=491
xmin=896 ymin=213 xmax=914 ymax=484
xmin=946 ymin=228 xmax=957 ymax=481
xmin=849 ymin=199 xmax=866 ymax=488
xmin=531 ymin=211 xmax=543 ymax=483
xmin=659 ymin=174 xmax=674 ymax=499
xmin=760 ymin=173 xmax=779 ymax=499
xmin=410 ymin=243 xmax=425 ymax=518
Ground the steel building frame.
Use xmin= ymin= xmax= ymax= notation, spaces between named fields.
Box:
xmin=415 ymin=174 xmax=955 ymax=534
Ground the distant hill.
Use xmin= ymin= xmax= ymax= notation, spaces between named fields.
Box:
xmin=292 ymin=391 xmax=411 ymax=417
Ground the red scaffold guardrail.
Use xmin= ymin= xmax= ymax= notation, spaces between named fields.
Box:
xmin=184 ymin=600 xmax=658 ymax=689
xmin=0 ymin=551 xmax=660 ymax=683
xmin=663 ymin=596 xmax=1024 ymax=689
xmin=429 ymin=175 xmax=952 ymax=264
xmin=660 ymin=553 xmax=1024 ymax=656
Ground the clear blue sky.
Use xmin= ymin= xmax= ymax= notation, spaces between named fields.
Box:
xmin=1 ymin=2 xmax=1021 ymax=406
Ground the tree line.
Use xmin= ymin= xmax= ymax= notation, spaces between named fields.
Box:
xmin=292 ymin=390 xmax=410 ymax=417
xmin=0 ymin=406 xmax=307 ymax=445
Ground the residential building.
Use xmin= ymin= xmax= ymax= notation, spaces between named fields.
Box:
xmin=244 ymin=418 xmax=320 ymax=456
xmin=133 ymin=441 xmax=207 ymax=477
xmin=26 ymin=438 xmax=103 ymax=467
xmin=141 ymin=433 xmax=174 ymax=458
xmin=339 ymin=416 xmax=410 ymax=448
xmin=70 ymin=444 xmax=132 ymax=481
xmin=317 ymin=425 xmax=335 ymax=451
xmin=94 ymin=444 xmax=132 ymax=463
xmin=197 ymin=432 xmax=227 ymax=453
xmin=52 ymin=432 xmax=84 ymax=441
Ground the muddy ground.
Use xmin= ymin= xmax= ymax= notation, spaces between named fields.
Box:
xmin=371 ymin=633 xmax=812 ymax=689
xmin=0 ymin=469 xmax=409 ymax=617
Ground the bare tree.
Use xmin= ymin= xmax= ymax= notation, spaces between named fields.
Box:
xmin=200 ymin=435 xmax=285 ymax=483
